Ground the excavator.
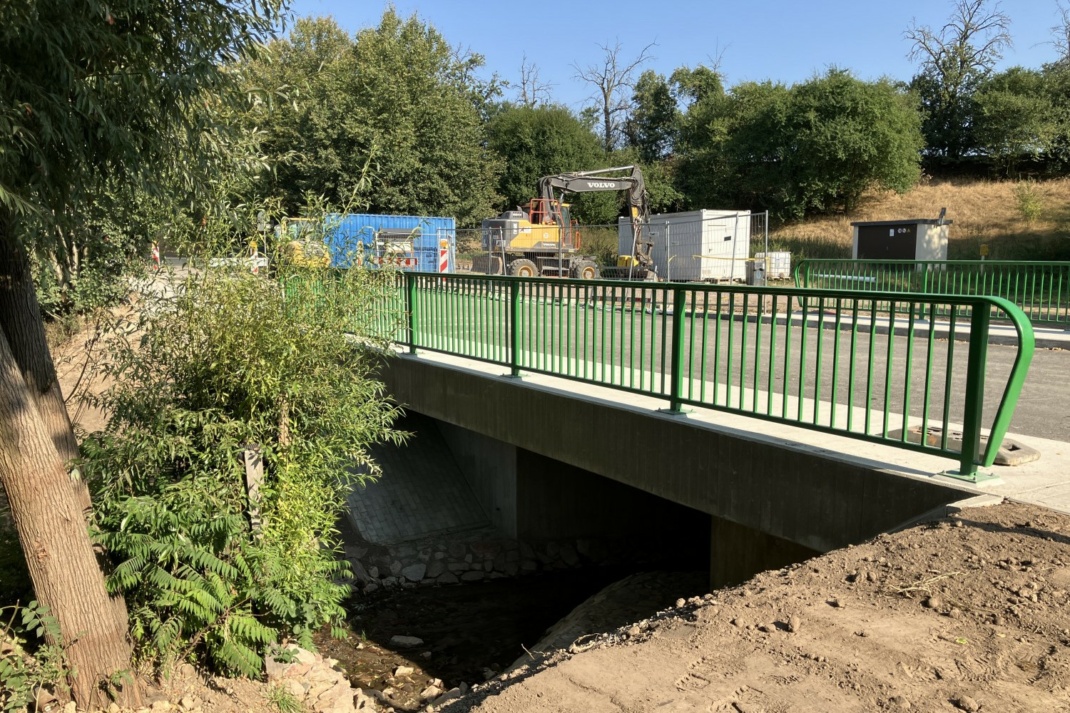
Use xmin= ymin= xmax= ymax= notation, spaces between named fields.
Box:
xmin=473 ymin=165 xmax=654 ymax=279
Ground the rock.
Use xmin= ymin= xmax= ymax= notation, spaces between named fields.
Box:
xmin=368 ymin=566 xmax=379 ymax=579
xmin=362 ymin=582 xmax=379 ymax=594
xmin=381 ymin=576 xmax=398 ymax=587
xmin=108 ymin=704 xmax=121 ymax=713
xmin=421 ymin=651 xmax=433 ymax=659
xmin=461 ymin=570 xmax=485 ymax=582
xmin=627 ymin=625 xmax=641 ymax=637
xmin=828 ymin=597 xmax=845 ymax=608
xmin=448 ymin=561 xmax=470 ymax=572
xmin=394 ymin=665 xmax=414 ymax=677
xmin=675 ymin=598 xmax=686 ymax=608
xmin=401 ymin=563 xmax=426 ymax=582
xmin=448 ymin=542 xmax=467 ymax=558
xmin=560 ymin=543 xmax=580 ymax=567
xmin=924 ymin=596 xmax=942 ymax=609
xmin=483 ymin=559 xmax=494 ymax=572
xmin=426 ymin=560 xmax=447 ymax=578
xmin=953 ymin=695 xmax=980 ymax=712
xmin=888 ymin=695 xmax=912 ymax=710
xmin=351 ymin=559 xmax=373 ymax=585
xmin=521 ymin=559 xmax=538 ymax=572
xmin=63 ymin=704 xmax=77 ymax=713
xmin=433 ymin=687 xmax=466 ymax=707
xmin=420 ymin=685 xmax=444 ymax=701
xmin=389 ymin=561 xmax=403 ymax=576
xmin=151 ymin=701 xmax=172 ymax=711
xmin=353 ymin=688 xmax=378 ymax=710
xmin=437 ymin=572 xmax=459 ymax=584
xmin=179 ymin=696 xmax=198 ymax=710
xmin=787 ymin=615 xmax=801 ymax=633
xmin=284 ymin=680 xmax=306 ymax=699
xmin=390 ymin=634 xmax=424 ymax=648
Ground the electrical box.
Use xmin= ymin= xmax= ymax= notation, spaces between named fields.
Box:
xmin=851 ymin=219 xmax=950 ymax=262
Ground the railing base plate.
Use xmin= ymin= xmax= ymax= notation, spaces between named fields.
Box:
xmin=938 ymin=469 xmax=1000 ymax=484
xmin=657 ymin=407 xmax=693 ymax=416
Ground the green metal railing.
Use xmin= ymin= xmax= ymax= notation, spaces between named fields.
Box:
xmin=794 ymin=259 xmax=1070 ymax=325
xmin=361 ymin=272 xmax=1037 ymax=481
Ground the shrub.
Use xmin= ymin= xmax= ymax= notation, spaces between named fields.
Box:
xmin=1014 ymin=180 xmax=1044 ymax=222
xmin=83 ymin=254 xmax=406 ymax=676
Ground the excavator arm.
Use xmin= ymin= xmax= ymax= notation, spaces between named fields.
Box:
xmin=536 ymin=165 xmax=653 ymax=269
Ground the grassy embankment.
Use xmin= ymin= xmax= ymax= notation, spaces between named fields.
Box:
xmin=770 ymin=177 xmax=1070 ymax=262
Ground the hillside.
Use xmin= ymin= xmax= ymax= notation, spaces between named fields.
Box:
xmin=770 ymin=178 xmax=1070 ymax=262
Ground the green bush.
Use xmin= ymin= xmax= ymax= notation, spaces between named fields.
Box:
xmin=83 ymin=258 xmax=406 ymax=676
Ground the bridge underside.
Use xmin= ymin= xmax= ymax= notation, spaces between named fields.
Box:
xmin=378 ymin=353 xmax=973 ymax=586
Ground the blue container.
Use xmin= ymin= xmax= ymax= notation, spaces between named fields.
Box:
xmin=323 ymin=213 xmax=456 ymax=272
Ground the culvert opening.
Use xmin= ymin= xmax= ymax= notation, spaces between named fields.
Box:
xmin=329 ymin=476 xmax=712 ymax=703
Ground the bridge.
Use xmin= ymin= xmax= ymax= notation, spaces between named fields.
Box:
xmin=319 ymin=272 xmax=1070 ymax=586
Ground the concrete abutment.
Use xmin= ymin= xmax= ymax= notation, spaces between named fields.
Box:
xmin=371 ymin=353 xmax=975 ymax=588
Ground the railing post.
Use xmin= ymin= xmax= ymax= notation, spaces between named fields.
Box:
xmin=668 ymin=286 xmax=686 ymax=412
xmin=509 ymin=278 xmax=520 ymax=377
xmin=405 ymin=272 xmax=417 ymax=354
xmin=958 ymin=299 xmax=990 ymax=478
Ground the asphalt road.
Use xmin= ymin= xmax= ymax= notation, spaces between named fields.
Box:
xmin=417 ymin=289 xmax=1069 ymax=443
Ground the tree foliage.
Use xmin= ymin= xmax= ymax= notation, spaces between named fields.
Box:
xmin=625 ymin=71 xmax=679 ymax=164
xmin=486 ymin=105 xmax=610 ymax=221
xmin=245 ymin=11 xmax=501 ymax=226
xmin=677 ymin=71 xmax=923 ymax=220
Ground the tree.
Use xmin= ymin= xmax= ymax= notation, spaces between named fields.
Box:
xmin=1053 ymin=0 xmax=1070 ymax=67
xmin=486 ymin=105 xmax=608 ymax=220
xmin=625 ymin=71 xmax=679 ymax=163
xmin=0 ymin=1 xmax=284 ymax=706
xmin=517 ymin=54 xmax=554 ymax=108
xmin=246 ymin=11 xmax=501 ymax=225
xmin=906 ymin=0 xmax=1012 ymax=160
xmin=973 ymin=67 xmax=1058 ymax=172
xmin=573 ymin=40 xmax=656 ymax=153
xmin=676 ymin=71 xmax=923 ymax=220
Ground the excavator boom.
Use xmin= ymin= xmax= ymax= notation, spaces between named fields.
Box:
xmin=537 ymin=165 xmax=652 ymax=270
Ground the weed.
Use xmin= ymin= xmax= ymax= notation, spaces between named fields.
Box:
xmin=1014 ymin=180 xmax=1044 ymax=222
xmin=0 ymin=602 xmax=69 ymax=712
xmin=268 ymin=683 xmax=304 ymax=713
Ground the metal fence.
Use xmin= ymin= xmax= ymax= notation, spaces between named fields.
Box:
xmin=795 ymin=259 xmax=1070 ymax=325
xmin=360 ymin=272 xmax=1035 ymax=481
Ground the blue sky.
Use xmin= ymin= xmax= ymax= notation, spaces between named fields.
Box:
xmin=285 ymin=1 xmax=1067 ymax=110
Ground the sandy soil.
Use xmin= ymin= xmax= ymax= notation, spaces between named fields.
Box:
xmin=452 ymin=500 xmax=1070 ymax=713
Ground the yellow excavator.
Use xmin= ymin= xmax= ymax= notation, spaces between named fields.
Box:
xmin=473 ymin=165 xmax=654 ymax=279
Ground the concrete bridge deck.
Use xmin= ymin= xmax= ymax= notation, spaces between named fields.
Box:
xmin=385 ymin=347 xmax=1070 ymax=515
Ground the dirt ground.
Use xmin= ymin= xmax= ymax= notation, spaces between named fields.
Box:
xmin=450 ymin=500 xmax=1070 ymax=713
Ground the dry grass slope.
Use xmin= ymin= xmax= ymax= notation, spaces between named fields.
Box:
xmin=770 ymin=178 xmax=1070 ymax=262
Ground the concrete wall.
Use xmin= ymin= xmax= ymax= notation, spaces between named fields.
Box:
xmin=436 ymin=421 xmax=518 ymax=538
xmin=379 ymin=355 xmax=974 ymax=561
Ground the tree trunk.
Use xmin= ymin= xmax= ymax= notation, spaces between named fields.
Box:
xmin=0 ymin=217 xmax=86 ymax=510
xmin=0 ymin=211 xmax=139 ymax=708
xmin=0 ymin=323 xmax=138 ymax=708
